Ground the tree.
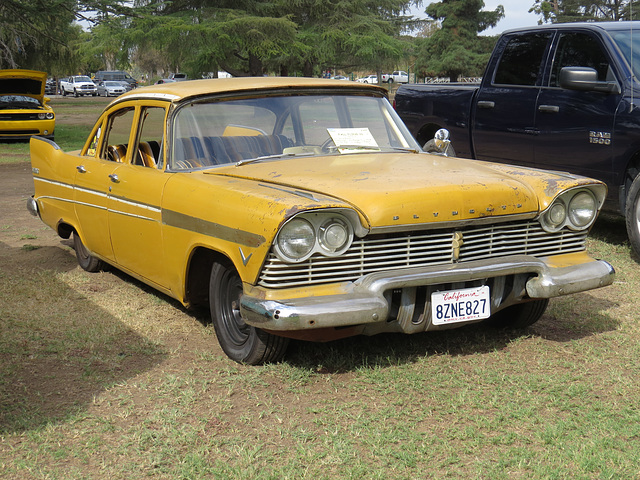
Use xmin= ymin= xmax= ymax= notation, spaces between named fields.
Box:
xmin=0 ymin=0 xmax=133 ymax=70
xmin=529 ymin=0 xmax=640 ymax=23
xmin=415 ymin=0 xmax=504 ymax=80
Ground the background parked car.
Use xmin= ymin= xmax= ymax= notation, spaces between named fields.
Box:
xmin=94 ymin=70 xmax=138 ymax=89
xmin=0 ymin=69 xmax=54 ymax=140
xmin=96 ymin=81 xmax=126 ymax=97
xmin=60 ymin=76 xmax=97 ymax=97
xmin=357 ymin=75 xmax=378 ymax=84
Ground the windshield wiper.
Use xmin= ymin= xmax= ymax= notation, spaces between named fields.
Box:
xmin=235 ymin=151 xmax=315 ymax=166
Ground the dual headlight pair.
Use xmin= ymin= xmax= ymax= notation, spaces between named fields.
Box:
xmin=540 ymin=188 xmax=601 ymax=232
xmin=275 ymin=211 xmax=354 ymax=262
xmin=38 ymin=112 xmax=54 ymax=120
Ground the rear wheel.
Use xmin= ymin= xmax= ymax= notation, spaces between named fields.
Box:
xmin=209 ymin=261 xmax=289 ymax=364
xmin=486 ymin=299 xmax=549 ymax=329
xmin=625 ymin=174 xmax=640 ymax=258
xmin=73 ymin=232 xmax=104 ymax=272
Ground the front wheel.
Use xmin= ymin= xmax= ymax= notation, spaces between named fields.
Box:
xmin=486 ymin=299 xmax=549 ymax=329
xmin=209 ymin=261 xmax=289 ymax=364
xmin=73 ymin=231 xmax=104 ymax=272
xmin=625 ymin=174 xmax=640 ymax=258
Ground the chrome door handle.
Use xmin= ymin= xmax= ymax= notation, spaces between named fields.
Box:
xmin=477 ymin=101 xmax=495 ymax=109
xmin=538 ymin=105 xmax=559 ymax=113
xmin=108 ymin=174 xmax=119 ymax=183
xmin=76 ymin=165 xmax=86 ymax=173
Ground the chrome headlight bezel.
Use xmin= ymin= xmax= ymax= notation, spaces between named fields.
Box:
xmin=274 ymin=210 xmax=357 ymax=263
xmin=540 ymin=187 xmax=600 ymax=233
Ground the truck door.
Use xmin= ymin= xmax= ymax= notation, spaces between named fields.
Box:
xmin=534 ymin=31 xmax=620 ymax=185
xmin=472 ymin=32 xmax=553 ymax=166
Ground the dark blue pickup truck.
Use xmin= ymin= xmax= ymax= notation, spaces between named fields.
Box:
xmin=395 ymin=22 xmax=640 ymax=256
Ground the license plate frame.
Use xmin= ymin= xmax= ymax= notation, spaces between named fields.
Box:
xmin=431 ymin=285 xmax=491 ymax=325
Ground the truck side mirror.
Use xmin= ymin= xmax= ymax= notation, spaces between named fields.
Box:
xmin=559 ymin=67 xmax=620 ymax=94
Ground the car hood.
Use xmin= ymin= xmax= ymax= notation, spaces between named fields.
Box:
xmin=0 ymin=69 xmax=47 ymax=101
xmin=208 ymin=152 xmax=591 ymax=229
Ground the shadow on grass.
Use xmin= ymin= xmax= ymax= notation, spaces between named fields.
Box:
xmin=0 ymin=241 xmax=167 ymax=434
xmin=283 ymin=291 xmax=619 ymax=373
xmin=589 ymin=213 xmax=628 ymax=247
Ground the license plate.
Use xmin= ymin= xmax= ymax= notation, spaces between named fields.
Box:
xmin=431 ymin=285 xmax=491 ymax=325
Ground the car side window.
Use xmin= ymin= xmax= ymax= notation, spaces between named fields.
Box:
xmin=133 ymin=107 xmax=165 ymax=169
xmin=549 ymin=32 xmax=612 ymax=86
xmin=493 ymin=32 xmax=553 ymax=86
xmin=102 ymin=107 xmax=135 ymax=162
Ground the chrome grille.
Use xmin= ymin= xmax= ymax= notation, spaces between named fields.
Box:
xmin=258 ymin=220 xmax=588 ymax=288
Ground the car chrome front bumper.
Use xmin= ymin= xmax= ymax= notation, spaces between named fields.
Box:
xmin=240 ymin=254 xmax=615 ymax=333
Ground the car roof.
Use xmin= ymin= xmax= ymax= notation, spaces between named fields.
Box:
xmin=114 ymin=77 xmax=386 ymax=104
xmin=502 ymin=20 xmax=640 ymax=35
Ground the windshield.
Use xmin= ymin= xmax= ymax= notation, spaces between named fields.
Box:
xmin=0 ymin=95 xmax=41 ymax=109
xmin=610 ymin=30 xmax=640 ymax=79
xmin=170 ymin=93 xmax=420 ymax=170
xmin=75 ymin=76 xmax=93 ymax=82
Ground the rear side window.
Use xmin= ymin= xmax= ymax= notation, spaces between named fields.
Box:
xmin=493 ymin=32 xmax=553 ymax=86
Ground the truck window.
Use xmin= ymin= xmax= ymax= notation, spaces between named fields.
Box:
xmin=493 ymin=33 xmax=552 ymax=86
xmin=549 ymin=32 xmax=612 ymax=86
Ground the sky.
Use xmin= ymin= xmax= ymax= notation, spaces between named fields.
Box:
xmin=412 ymin=0 xmax=540 ymax=36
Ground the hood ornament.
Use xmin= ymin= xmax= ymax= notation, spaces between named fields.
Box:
xmin=452 ymin=231 xmax=464 ymax=262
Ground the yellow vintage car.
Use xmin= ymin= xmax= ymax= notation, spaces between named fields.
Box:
xmin=0 ymin=69 xmax=55 ymax=140
xmin=28 ymin=77 xmax=614 ymax=364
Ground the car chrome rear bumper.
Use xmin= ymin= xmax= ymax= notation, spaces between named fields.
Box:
xmin=240 ymin=254 xmax=615 ymax=332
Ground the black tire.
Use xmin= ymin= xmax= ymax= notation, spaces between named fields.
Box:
xmin=62 ymin=89 xmax=67 ymax=97
xmin=73 ymin=231 xmax=104 ymax=272
xmin=486 ymin=299 xmax=549 ymax=329
xmin=73 ymin=88 xmax=78 ymax=97
xmin=209 ymin=261 xmax=289 ymax=364
xmin=625 ymin=173 xmax=640 ymax=258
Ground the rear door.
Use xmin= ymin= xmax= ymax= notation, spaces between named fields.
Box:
xmin=472 ymin=31 xmax=554 ymax=166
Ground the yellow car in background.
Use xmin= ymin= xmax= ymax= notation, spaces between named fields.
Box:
xmin=28 ymin=77 xmax=614 ymax=364
xmin=0 ymin=69 xmax=54 ymax=140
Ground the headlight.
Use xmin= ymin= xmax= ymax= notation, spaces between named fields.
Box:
xmin=318 ymin=218 xmax=351 ymax=254
xmin=568 ymin=191 xmax=597 ymax=228
xmin=276 ymin=218 xmax=315 ymax=261
xmin=547 ymin=202 xmax=567 ymax=228
xmin=46 ymin=112 xmax=54 ymax=120
xmin=274 ymin=211 xmax=356 ymax=262
xmin=540 ymin=188 xmax=600 ymax=232
xmin=38 ymin=113 xmax=46 ymax=119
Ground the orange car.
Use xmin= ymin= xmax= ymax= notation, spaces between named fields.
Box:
xmin=28 ymin=77 xmax=614 ymax=364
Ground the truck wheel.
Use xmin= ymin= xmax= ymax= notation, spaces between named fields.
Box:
xmin=486 ymin=299 xmax=549 ymax=329
xmin=209 ymin=261 xmax=289 ymax=364
xmin=74 ymin=89 xmax=79 ymax=97
xmin=388 ymin=78 xmax=394 ymax=83
xmin=625 ymin=174 xmax=640 ymax=258
xmin=62 ymin=89 xmax=67 ymax=97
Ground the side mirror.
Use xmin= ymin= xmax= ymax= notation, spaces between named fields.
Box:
xmin=559 ymin=67 xmax=620 ymax=94
xmin=423 ymin=128 xmax=456 ymax=157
